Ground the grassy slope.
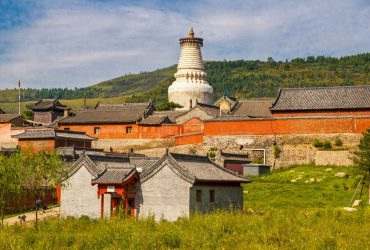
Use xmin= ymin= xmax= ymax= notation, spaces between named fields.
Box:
xmin=1 ymin=164 xmax=369 ymax=249
xmin=1 ymin=53 xmax=369 ymax=113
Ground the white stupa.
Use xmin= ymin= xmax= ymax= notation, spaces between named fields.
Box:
xmin=168 ymin=28 xmax=213 ymax=110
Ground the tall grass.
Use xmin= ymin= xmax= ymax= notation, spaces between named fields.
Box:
xmin=1 ymin=164 xmax=368 ymax=249
xmin=0 ymin=208 xmax=369 ymax=249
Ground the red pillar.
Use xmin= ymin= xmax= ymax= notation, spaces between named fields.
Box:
xmin=100 ymin=194 xmax=104 ymax=218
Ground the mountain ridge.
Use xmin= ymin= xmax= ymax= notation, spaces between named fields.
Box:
xmin=1 ymin=53 xmax=369 ymax=113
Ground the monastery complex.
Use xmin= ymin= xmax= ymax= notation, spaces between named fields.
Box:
xmin=1 ymin=28 xmax=370 ymax=170
xmin=0 ymin=28 xmax=370 ymax=220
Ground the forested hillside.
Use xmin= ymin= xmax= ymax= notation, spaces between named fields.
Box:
xmin=0 ymin=53 xmax=369 ymax=112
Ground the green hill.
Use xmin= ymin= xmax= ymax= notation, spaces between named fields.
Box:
xmin=1 ymin=53 xmax=369 ymax=113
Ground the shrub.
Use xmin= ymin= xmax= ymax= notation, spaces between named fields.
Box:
xmin=323 ymin=141 xmax=332 ymax=149
xmin=189 ymin=147 xmax=197 ymax=155
xmin=313 ymin=139 xmax=323 ymax=148
xmin=207 ymin=147 xmax=217 ymax=161
xmin=273 ymin=145 xmax=281 ymax=158
xmin=335 ymin=137 xmax=343 ymax=147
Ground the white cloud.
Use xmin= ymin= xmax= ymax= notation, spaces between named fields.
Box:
xmin=0 ymin=0 xmax=369 ymax=89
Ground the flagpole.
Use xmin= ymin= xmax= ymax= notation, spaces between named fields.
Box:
xmin=18 ymin=80 xmax=21 ymax=115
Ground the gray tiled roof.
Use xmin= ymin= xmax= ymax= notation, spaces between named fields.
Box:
xmin=171 ymin=153 xmax=250 ymax=183
xmin=271 ymin=86 xmax=370 ymax=111
xmin=59 ymin=102 xmax=154 ymax=124
xmin=139 ymin=116 xmax=173 ymax=125
xmin=152 ymin=110 xmax=187 ymax=123
xmin=26 ymin=99 xmax=70 ymax=111
xmin=95 ymin=102 xmax=152 ymax=110
xmin=68 ymin=154 xmax=134 ymax=179
xmin=0 ymin=114 xmax=22 ymax=123
xmin=141 ymin=152 xmax=250 ymax=184
xmin=60 ymin=110 xmax=143 ymax=124
xmin=130 ymin=157 xmax=159 ymax=170
xmin=91 ymin=168 xmax=135 ymax=184
xmin=196 ymin=103 xmax=222 ymax=117
xmin=231 ymin=98 xmax=274 ymax=117
xmin=12 ymin=129 xmax=96 ymax=140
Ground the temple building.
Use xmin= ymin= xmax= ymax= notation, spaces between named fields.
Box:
xmin=168 ymin=28 xmax=214 ymax=109
xmin=61 ymin=151 xmax=249 ymax=221
xmin=26 ymin=99 xmax=71 ymax=125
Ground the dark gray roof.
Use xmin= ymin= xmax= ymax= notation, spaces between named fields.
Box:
xmin=0 ymin=114 xmax=22 ymax=123
xmin=91 ymin=168 xmax=135 ymax=184
xmin=95 ymin=102 xmax=152 ymax=110
xmin=68 ymin=154 xmax=134 ymax=179
xmin=59 ymin=110 xmax=143 ymax=124
xmin=141 ymin=152 xmax=250 ymax=184
xmin=196 ymin=103 xmax=222 ymax=117
xmin=221 ymin=151 xmax=250 ymax=162
xmin=59 ymin=102 xmax=154 ymax=124
xmin=152 ymin=110 xmax=187 ymax=123
xmin=271 ymin=85 xmax=370 ymax=111
xmin=26 ymin=99 xmax=70 ymax=111
xmin=231 ymin=98 xmax=274 ymax=117
xmin=130 ymin=157 xmax=159 ymax=170
xmin=139 ymin=116 xmax=173 ymax=125
xmin=12 ymin=129 xmax=96 ymax=141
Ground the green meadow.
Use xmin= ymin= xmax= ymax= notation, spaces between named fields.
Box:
xmin=0 ymin=164 xmax=369 ymax=249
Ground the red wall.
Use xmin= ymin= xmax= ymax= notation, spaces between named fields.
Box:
xmin=19 ymin=139 xmax=56 ymax=152
xmin=175 ymin=133 xmax=204 ymax=146
xmin=204 ymin=117 xmax=370 ymax=136
xmin=180 ymin=117 xmax=204 ymax=134
xmin=59 ymin=123 xmax=181 ymax=139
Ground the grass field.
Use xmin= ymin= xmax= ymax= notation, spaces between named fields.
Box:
xmin=0 ymin=164 xmax=369 ymax=249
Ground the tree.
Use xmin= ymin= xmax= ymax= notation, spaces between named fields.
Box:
xmin=0 ymin=150 xmax=67 ymax=227
xmin=155 ymin=102 xmax=183 ymax=111
xmin=353 ymin=129 xmax=370 ymax=204
xmin=21 ymin=150 xmax=67 ymax=227
xmin=0 ymin=152 xmax=24 ymax=226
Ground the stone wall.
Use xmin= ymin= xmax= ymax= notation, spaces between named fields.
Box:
xmin=203 ymin=133 xmax=361 ymax=168
xmin=93 ymin=138 xmax=174 ymax=152
xmin=315 ymin=151 xmax=353 ymax=166
xmin=61 ymin=166 xmax=100 ymax=218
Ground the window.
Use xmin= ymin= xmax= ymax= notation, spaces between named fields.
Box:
xmin=126 ymin=126 xmax=132 ymax=134
xmin=196 ymin=190 xmax=202 ymax=202
xmin=209 ymin=190 xmax=215 ymax=203
xmin=94 ymin=127 xmax=100 ymax=135
xmin=63 ymin=128 xmax=70 ymax=131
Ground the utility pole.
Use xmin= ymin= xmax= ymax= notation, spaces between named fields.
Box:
xmin=18 ymin=80 xmax=21 ymax=114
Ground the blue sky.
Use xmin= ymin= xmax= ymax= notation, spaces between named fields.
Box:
xmin=0 ymin=0 xmax=369 ymax=89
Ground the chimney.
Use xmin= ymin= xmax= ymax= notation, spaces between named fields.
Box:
xmin=189 ymin=99 xmax=193 ymax=109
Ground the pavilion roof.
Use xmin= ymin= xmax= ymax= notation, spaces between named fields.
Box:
xmin=26 ymin=99 xmax=70 ymax=111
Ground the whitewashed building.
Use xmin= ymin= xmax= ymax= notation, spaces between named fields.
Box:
xmin=61 ymin=151 xmax=250 ymax=221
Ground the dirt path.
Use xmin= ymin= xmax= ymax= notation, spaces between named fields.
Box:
xmin=3 ymin=206 xmax=60 ymax=226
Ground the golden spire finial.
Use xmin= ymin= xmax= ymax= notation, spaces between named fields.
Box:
xmin=189 ymin=27 xmax=194 ymax=38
